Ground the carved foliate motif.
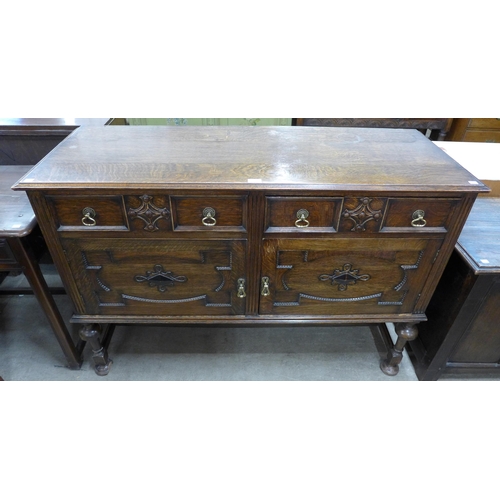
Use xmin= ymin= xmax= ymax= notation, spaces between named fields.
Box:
xmin=319 ymin=263 xmax=370 ymax=291
xmin=128 ymin=195 xmax=170 ymax=231
xmin=343 ymin=197 xmax=382 ymax=231
xmin=134 ymin=264 xmax=187 ymax=292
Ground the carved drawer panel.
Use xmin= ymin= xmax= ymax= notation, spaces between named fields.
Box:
xmin=125 ymin=194 xmax=171 ymax=233
xmin=265 ymin=197 xmax=343 ymax=233
xmin=48 ymin=196 xmax=128 ymax=231
xmin=260 ymin=237 xmax=443 ymax=315
xmin=339 ymin=197 xmax=387 ymax=233
xmin=171 ymin=195 xmax=247 ymax=232
xmin=381 ymin=198 xmax=461 ymax=233
xmin=61 ymin=238 xmax=246 ymax=316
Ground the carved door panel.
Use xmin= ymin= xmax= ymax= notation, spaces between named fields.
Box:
xmin=61 ymin=238 xmax=247 ymax=316
xmin=259 ymin=238 xmax=443 ymax=315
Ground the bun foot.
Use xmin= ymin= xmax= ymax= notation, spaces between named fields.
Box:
xmin=94 ymin=355 xmax=113 ymax=376
xmin=380 ymin=360 xmax=399 ymax=376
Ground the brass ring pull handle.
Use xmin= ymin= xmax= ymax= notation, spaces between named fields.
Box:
xmin=411 ymin=210 xmax=426 ymax=227
xmin=82 ymin=207 xmax=97 ymax=226
xmin=202 ymin=207 xmax=217 ymax=226
xmin=261 ymin=276 xmax=270 ymax=296
xmin=295 ymin=209 xmax=310 ymax=228
xmin=237 ymin=278 xmax=246 ymax=298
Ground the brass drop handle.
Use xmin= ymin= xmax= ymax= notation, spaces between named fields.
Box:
xmin=82 ymin=207 xmax=97 ymax=226
xmin=237 ymin=278 xmax=246 ymax=298
xmin=261 ymin=276 xmax=270 ymax=296
xmin=411 ymin=210 xmax=427 ymax=227
xmin=202 ymin=207 xmax=217 ymax=226
xmin=295 ymin=209 xmax=310 ymax=228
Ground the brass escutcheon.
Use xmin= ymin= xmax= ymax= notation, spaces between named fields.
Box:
xmin=202 ymin=207 xmax=217 ymax=226
xmin=82 ymin=207 xmax=97 ymax=226
xmin=295 ymin=208 xmax=310 ymax=228
xmin=237 ymin=278 xmax=246 ymax=298
xmin=411 ymin=210 xmax=426 ymax=227
xmin=261 ymin=276 xmax=270 ymax=296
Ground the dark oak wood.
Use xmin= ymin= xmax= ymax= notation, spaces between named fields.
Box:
xmin=12 ymin=126 xmax=489 ymax=376
xmin=407 ymin=198 xmax=500 ymax=380
xmin=295 ymin=118 xmax=453 ymax=140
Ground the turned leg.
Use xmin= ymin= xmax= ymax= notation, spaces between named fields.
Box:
xmin=380 ymin=322 xmax=419 ymax=376
xmin=79 ymin=323 xmax=113 ymax=376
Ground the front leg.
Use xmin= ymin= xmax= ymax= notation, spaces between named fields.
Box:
xmin=380 ymin=322 xmax=419 ymax=376
xmin=79 ymin=323 xmax=113 ymax=376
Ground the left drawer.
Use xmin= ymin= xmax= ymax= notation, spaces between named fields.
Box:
xmin=47 ymin=196 xmax=129 ymax=231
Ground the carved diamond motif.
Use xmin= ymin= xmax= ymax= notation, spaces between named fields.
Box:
xmin=343 ymin=197 xmax=382 ymax=231
xmin=128 ymin=195 xmax=170 ymax=232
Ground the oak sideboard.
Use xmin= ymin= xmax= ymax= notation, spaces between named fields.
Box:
xmin=13 ymin=126 xmax=488 ymax=376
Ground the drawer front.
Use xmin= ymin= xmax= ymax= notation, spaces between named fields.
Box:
xmin=171 ymin=196 xmax=247 ymax=231
xmin=265 ymin=197 xmax=343 ymax=233
xmin=260 ymin=237 xmax=442 ymax=315
xmin=61 ymin=238 xmax=247 ymax=316
xmin=469 ymin=119 xmax=500 ymax=130
xmin=381 ymin=198 xmax=461 ymax=232
xmin=49 ymin=196 xmax=129 ymax=231
xmin=463 ymin=130 xmax=500 ymax=143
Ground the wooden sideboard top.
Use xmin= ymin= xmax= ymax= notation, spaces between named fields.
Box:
xmin=13 ymin=126 xmax=489 ymax=193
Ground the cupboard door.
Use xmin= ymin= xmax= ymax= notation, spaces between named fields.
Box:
xmin=61 ymin=238 xmax=247 ymax=316
xmin=260 ymin=238 xmax=442 ymax=315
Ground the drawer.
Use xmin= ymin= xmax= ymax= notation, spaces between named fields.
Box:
xmin=381 ymin=198 xmax=461 ymax=233
xmin=265 ymin=197 xmax=343 ymax=233
xmin=48 ymin=196 xmax=128 ymax=231
xmin=171 ymin=196 xmax=247 ymax=231
xmin=463 ymin=130 xmax=500 ymax=143
xmin=469 ymin=119 xmax=500 ymax=130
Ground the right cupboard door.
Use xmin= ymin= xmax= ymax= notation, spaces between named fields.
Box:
xmin=259 ymin=238 xmax=443 ymax=316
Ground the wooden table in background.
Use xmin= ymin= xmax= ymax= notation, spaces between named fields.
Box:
xmin=407 ymin=198 xmax=500 ymax=380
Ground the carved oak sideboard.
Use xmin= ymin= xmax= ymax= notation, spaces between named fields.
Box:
xmin=13 ymin=126 xmax=488 ymax=376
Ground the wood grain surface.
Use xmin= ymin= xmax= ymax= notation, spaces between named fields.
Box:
xmin=12 ymin=126 xmax=489 ymax=192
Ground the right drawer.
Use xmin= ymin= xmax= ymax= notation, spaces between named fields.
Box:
xmin=381 ymin=198 xmax=461 ymax=233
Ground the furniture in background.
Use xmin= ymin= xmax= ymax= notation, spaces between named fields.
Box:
xmin=126 ymin=118 xmax=292 ymax=126
xmin=0 ymin=118 xmax=124 ymax=165
xmin=447 ymin=119 xmax=500 ymax=142
xmin=294 ymin=118 xmax=453 ymax=140
xmin=0 ymin=119 xmax=121 ymax=371
xmin=13 ymin=126 xmax=487 ymax=376
xmin=407 ymin=198 xmax=500 ymax=380
xmin=0 ymin=166 xmax=82 ymax=369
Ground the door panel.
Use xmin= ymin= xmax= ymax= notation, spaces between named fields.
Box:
xmin=260 ymin=238 xmax=442 ymax=315
xmin=61 ymin=238 xmax=246 ymax=316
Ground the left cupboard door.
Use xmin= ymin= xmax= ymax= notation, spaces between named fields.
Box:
xmin=60 ymin=238 xmax=247 ymax=316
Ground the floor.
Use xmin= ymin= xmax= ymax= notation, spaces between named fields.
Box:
xmin=0 ymin=264 xmax=490 ymax=382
